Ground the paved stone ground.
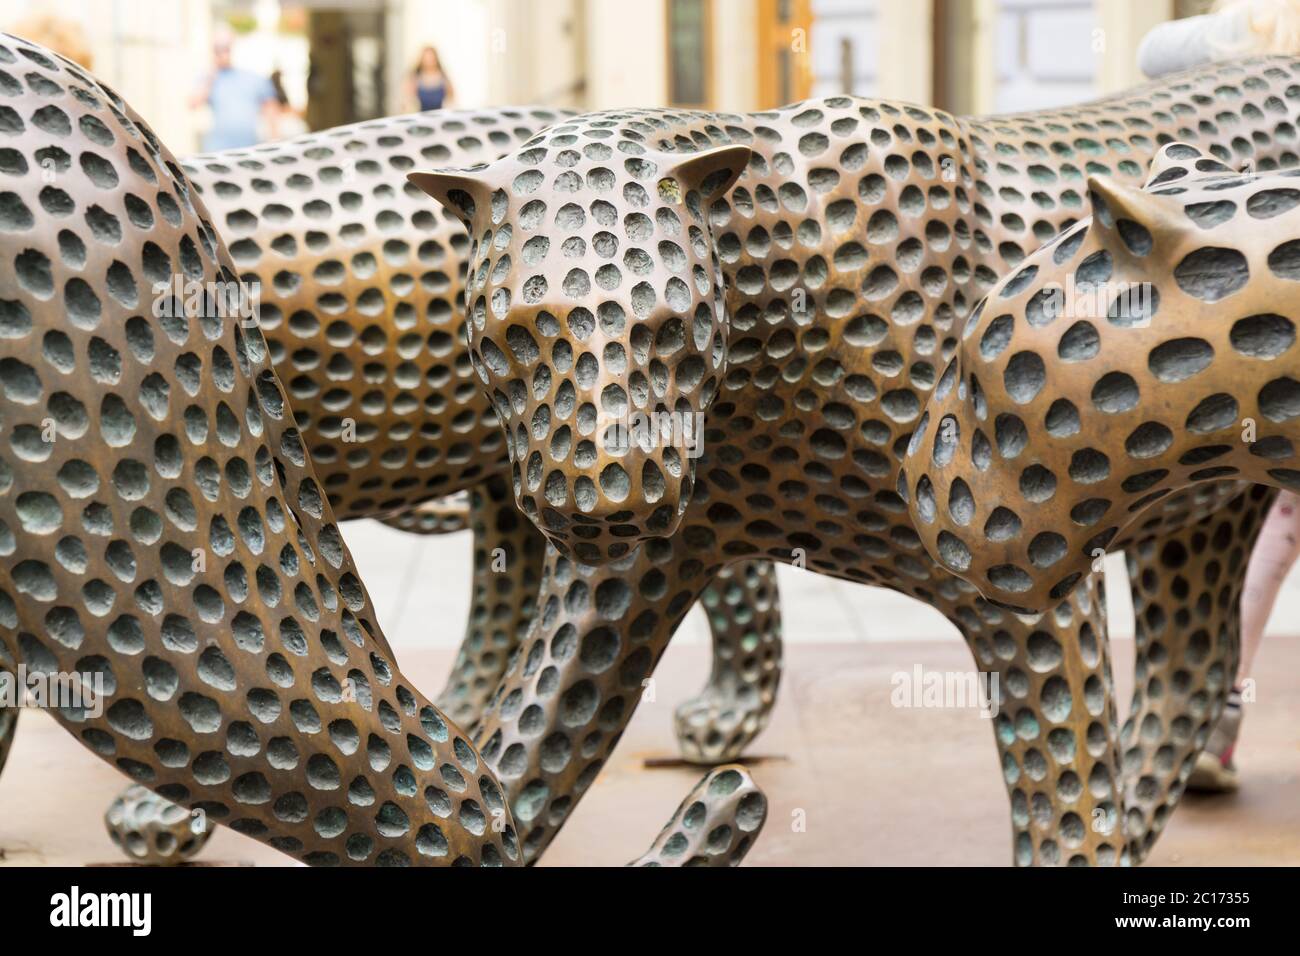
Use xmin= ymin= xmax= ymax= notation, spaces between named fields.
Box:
xmin=1 ymin=520 xmax=1297 ymax=866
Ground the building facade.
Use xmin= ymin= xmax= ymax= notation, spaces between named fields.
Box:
xmin=1 ymin=0 xmax=1202 ymax=154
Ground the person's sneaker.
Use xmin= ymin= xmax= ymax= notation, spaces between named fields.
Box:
xmin=1187 ymin=689 xmax=1242 ymax=793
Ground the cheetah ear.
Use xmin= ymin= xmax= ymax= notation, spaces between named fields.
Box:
xmin=407 ymin=166 xmax=495 ymax=223
xmin=1087 ymin=174 xmax=1182 ymax=240
xmin=1143 ymin=141 xmax=1233 ymax=190
xmin=657 ymin=143 xmax=752 ymax=200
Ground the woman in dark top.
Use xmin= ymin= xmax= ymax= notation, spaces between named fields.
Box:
xmin=407 ymin=46 xmax=454 ymax=111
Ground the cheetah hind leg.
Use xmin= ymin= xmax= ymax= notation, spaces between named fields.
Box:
xmin=939 ymin=572 xmax=1128 ymax=865
xmin=1120 ymin=484 xmax=1273 ymax=861
xmin=434 ymin=476 xmax=548 ymax=729
xmin=674 ymin=560 xmax=783 ymax=764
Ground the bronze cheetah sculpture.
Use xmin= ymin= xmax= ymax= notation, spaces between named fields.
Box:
xmin=903 ymin=142 xmax=1300 ymax=833
xmin=181 ymin=115 xmax=783 ymax=760
xmin=907 ymin=139 xmax=1299 ymax=613
xmin=0 ymin=33 xmax=768 ymax=866
xmin=409 ymin=57 xmax=1300 ymax=863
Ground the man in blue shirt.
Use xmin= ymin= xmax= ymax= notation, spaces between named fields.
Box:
xmin=190 ymin=35 xmax=278 ymax=151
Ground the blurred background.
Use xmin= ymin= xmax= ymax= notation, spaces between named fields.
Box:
xmin=3 ymin=0 xmax=1215 ymax=157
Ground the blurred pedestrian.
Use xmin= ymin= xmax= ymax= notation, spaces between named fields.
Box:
xmin=1187 ymin=492 xmax=1300 ymax=792
xmin=190 ymin=30 xmax=279 ymax=151
xmin=265 ymin=70 xmax=308 ymax=140
xmin=407 ymin=46 xmax=454 ymax=111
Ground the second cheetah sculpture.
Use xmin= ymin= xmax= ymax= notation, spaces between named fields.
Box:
xmin=409 ymin=57 xmax=1300 ymax=863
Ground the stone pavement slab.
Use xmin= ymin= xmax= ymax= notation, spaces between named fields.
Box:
xmin=2 ymin=633 xmax=1296 ymax=866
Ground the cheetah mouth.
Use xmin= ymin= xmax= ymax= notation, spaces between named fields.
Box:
xmin=511 ymin=453 xmax=694 ymax=565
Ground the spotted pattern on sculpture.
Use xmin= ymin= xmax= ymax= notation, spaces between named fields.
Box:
xmin=676 ymin=560 xmax=781 ymax=764
xmin=379 ymin=493 xmax=472 ymax=535
xmin=105 ymin=782 xmax=213 ymax=864
xmin=0 ymin=33 xmax=768 ymax=866
xmin=0 ymin=35 xmax=514 ymax=866
xmin=411 ymin=58 xmax=1300 ymax=863
xmin=184 ymin=109 xmax=565 ymax=518
xmin=1118 ymin=485 xmax=1269 ymax=857
xmin=431 ymin=475 xmax=547 ymax=725
xmin=629 ymin=763 xmax=768 ymax=866
xmin=906 ymin=141 xmax=1300 ymax=613
xmin=901 ymin=143 xmax=1300 ymax=850
xmin=183 ymin=114 xmax=784 ymax=756
xmin=370 ymin=483 xmax=784 ymax=758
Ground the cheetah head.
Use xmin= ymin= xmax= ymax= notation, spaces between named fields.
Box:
xmin=410 ymin=114 xmax=750 ymax=563
xmin=905 ymin=141 xmax=1300 ymax=612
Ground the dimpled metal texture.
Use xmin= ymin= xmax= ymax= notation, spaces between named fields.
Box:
xmin=379 ymin=493 xmax=472 ymax=535
xmin=410 ymin=57 xmax=1300 ymax=864
xmin=183 ymin=114 xmax=783 ymax=756
xmin=0 ymin=33 xmax=520 ymax=867
xmin=184 ymin=109 xmax=560 ymax=731
xmin=629 ymin=763 xmax=767 ymax=866
xmin=371 ymin=480 xmax=785 ymax=759
xmin=907 ymin=141 xmax=1300 ymax=613
xmin=429 ymin=474 xmax=547 ymax=724
xmin=105 ymin=782 xmax=212 ymax=864
xmin=675 ymin=559 xmax=781 ymax=764
xmin=0 ymin=34 xmax=770 ymax=867
xmin=182 ymin=109 xmax=570 ymax=519
xmin=902 ymin=142 xmax=1300 ymax=851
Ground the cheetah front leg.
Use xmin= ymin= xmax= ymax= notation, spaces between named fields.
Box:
xmin=937 ymin=574 xmax=1128 ymax=865
xmin=473 ymin=541 xmax=714 ymax=863
xmin=630 ymin=763 xmax=769 ymax=866
xmin=674 ymin=560 xmax=783 ymax=764
xmin=1119 ymin=485 xmax=1273 ymax=861
xmin=396 ymin=486 xmax=785 ymax=762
